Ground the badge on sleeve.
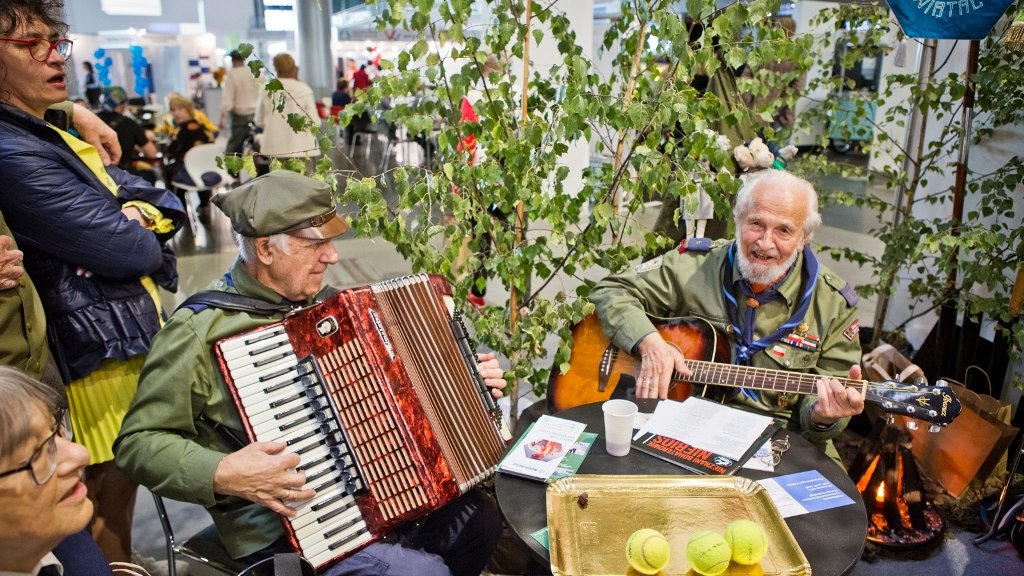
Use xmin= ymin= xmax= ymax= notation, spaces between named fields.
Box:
xmin=843 ymin=319 xmax=860 ymax=341
xmin=634 ymin=255 xmax=663 ymax=274
xmin=678 ymin=237 xmax=713 ymax=253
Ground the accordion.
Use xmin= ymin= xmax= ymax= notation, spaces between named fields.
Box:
xmin=214 ymin=274 xmax=508 ymax=569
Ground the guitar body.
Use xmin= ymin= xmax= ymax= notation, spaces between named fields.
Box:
xmin=549 ymin=314 xmax=732 ymax=413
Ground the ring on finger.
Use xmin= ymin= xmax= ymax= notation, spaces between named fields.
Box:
xmin=284 ymin=488 xmax=292 ymax=500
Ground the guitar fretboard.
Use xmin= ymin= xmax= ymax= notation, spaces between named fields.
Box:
xmin=683 ymin=359 xmax=859 ymax=395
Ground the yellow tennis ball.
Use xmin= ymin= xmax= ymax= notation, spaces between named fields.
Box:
xmin=685 ymin=530 xmax=732 ymax=576
xmin=724 ymin=519 xmax=767 ymax=565
xmin=625 ymin=528 xmax=671 ymax=575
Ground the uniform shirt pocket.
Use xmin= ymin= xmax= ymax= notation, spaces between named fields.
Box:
xmin=760 ymin=342 xmax=820 ymax=371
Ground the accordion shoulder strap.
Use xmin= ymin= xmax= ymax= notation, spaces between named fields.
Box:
xmin=177 ymin=290 xmax=294 ymax=316
xmin=177 ymin=285 xmax=340 ymax=316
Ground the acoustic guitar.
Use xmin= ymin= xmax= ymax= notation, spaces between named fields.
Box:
xmin=548 ymin=314 xmax=962 ymax=426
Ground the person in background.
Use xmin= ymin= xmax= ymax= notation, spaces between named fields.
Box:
xmin=254 ymin=53 xmax=319 ymax=175
xmin=81 ymin=61 xmax=100 ymax=108
xmin=154 ymin=92 xmax=218 ymax=141
xmin=330 ymin=80 xmax=352 ymax=145
xmin=96 ymin=86 xmax=158 ymax=184
xmin=0 ymin=0 xmax=185 ymax=565
xmin=0 ymin=366 xmax=105 ymax=576
xmin=331 ymin=79 xmax=351 ymax=108
xmin=451 ymin=55 xmax=503 ymax=309
xmin=116 ymin=171 xmax=504 ymax=576
xmin=351 ymin=63 xmax=371 ymax=93
xmin=590 ymin=171 xmax=864 ymax=459
xmin=163 ymin=94 xmax=214 ymax=200
xmin=219 ymin=49 xmax=260 ymax=157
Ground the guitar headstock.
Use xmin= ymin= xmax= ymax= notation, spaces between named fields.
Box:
xmin=864 ymin=378 xmax=962 ymax=426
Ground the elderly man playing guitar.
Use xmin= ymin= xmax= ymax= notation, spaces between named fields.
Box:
xmin=590 ymin=170 xmax=864 ymax=459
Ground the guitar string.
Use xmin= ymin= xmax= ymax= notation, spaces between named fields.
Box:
xmin=611 ymin=350 xmax=947 ymax=411
xmin=654 ymin=359 xmax=934 ymax=395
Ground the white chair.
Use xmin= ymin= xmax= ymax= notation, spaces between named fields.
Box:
xmin=174 ymin=143 xmax=232 ymax=234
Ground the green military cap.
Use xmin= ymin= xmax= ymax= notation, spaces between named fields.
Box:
xmin=212 ymin=170 xmax=349 ymax=239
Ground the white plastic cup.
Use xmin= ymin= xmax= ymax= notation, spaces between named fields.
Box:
xmin=602 ymin=399 xmax=638 ymax=457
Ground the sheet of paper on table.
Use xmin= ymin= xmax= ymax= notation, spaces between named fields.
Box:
xmin=756 ymin=470 xmax=857 ymax=518
xmin=632 ymin=397 xmax=778 ymax=460
xmin=631 ymin=397 xmax=779 ymax=475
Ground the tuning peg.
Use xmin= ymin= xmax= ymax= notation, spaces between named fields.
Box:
xmin=905 ymin=420 xmax=918 ymax=431
xmin=885 ymin=413 xmax=894 ymax=425
xmin=929 ymin=424 xmax=942 ymax=433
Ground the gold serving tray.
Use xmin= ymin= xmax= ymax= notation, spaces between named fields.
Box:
xmin=547 ymin=475 xmax=810 ymax=576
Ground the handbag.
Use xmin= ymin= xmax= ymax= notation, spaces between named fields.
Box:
xmin=902 ymin=366 xmax=1018 ymax=498
xmin=862 ymin=343 xmax=926 ymax=385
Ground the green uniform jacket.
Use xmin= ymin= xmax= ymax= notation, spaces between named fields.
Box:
xmin=590 ymin=241 xmax=862 ymax=452
xmin=0 ymin=214 xmax=49 ymax=379
xmin=115 ymin=258 xmax=324 ymax=559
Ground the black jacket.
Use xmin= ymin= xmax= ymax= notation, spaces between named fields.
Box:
xmin=0 ymin=103 xmax=185 ymax=381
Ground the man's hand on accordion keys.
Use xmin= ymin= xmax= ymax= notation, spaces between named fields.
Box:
xmin=476 ymin=351 xmax=506 ymax=398
xmin=212 ymin=441 xmax=317 ymax=517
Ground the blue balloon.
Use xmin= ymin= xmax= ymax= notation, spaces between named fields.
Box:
xmin=93 ymin=48 xmax=105 ymax=59
xmin=129 ymin=44 xmax=143 ymax=56
xmin=103 ymin=56 xmax=112 ymax=66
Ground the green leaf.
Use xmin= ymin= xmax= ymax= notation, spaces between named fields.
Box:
xmin=592 ymin=203 xmax=615 ymax=225
xmin=411 ymin=39 xmax=428 ymax=61
xmin=247 ymin=60 xmax=264 ymax=78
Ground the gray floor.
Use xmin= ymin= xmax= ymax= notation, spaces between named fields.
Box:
xmin=129 ymin=142 xmax=1022 ymax=575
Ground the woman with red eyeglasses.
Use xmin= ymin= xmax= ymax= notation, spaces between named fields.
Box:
xmin=0 ymin=0 xmax=184 ymax=565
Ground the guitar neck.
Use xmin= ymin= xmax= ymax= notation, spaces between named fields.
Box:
xmin=682 ymin=359 xmax=858 ymax=396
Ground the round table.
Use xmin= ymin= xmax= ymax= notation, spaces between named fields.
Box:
xmin=495 ymin=403 xmax=867 ymax=576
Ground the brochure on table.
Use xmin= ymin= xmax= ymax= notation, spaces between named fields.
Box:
xmin=631 ymin=397 xmax=779 ymax=475
xmin=498 ymin=415 xmax=590 ymax=482
xmin=756 ymin=470 xmax=856 ymax=517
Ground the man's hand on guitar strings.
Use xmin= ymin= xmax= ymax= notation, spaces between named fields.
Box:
xmin=476 ymin=351 xmax=506 ymax=398
xmin=810 ymin=364 xmax=865 ymax=426
xmin=636 ymin=333 xmax=692 ymax=399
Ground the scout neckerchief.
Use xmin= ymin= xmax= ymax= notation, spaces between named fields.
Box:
xmin=721 ymin=242 xmax=819 ymax=371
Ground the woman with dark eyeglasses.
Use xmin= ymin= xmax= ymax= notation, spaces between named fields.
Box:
xmin=0 ymin=0 xmax=184 ymax=565
xmin=0 ymin=365 xmax=104 ymax=574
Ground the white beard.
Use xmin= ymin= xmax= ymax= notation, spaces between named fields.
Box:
xmin=736 ymin=246 xmax=801 ymax=285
